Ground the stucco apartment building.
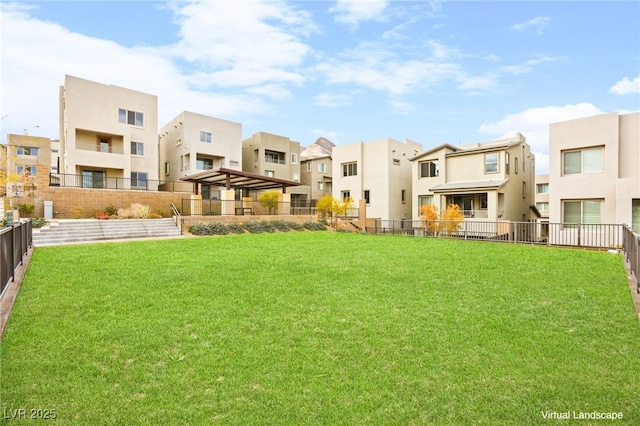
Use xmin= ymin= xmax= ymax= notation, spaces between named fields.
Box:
xmin=159 ymin=111 xmax=242 ymax=200
xmin=59 ymin=74 xmax=159 ymax=189
xmin=241 ymin=132 xmax=308 ymax=203
xmin=332 ymin=137 xmax=423 ymax=221
xmin=300 ymin=137 xmax=335 ymax=202
xmin=411 ymin=133 xmax=536 ymax=222
xmin=549 ymin=111 xmax=640 ymax=232
xmin=534 ymin=173 xmax=549 ymax=221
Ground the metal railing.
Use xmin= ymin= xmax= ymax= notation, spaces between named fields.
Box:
xmin=1 ymin=220 xmax=33 ymax=297
xmin=622 ymin=225 xmax=639 ymax=293
xmin=371 ymin=220 xmax=626 ymax=248
xmin=49 ymin=173 xmax=194 ymax=193
xmin=171 ymin=203 xmax=183 ymax=235
xmin=181 ymin=200 xmax=321 ymax=216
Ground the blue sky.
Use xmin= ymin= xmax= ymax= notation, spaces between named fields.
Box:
xmin=1 ymin=0 xmax=639 ymax=174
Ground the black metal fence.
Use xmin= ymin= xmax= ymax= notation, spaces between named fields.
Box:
xmin=0 ymin=220 xmax=33 ymax=296
xmin=49 ymin=173 xmax=194 ymax=193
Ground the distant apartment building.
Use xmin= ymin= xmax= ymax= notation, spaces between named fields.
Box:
xmin=59 ymin=74 xmax=159 ymax=189
xmin=242 ymin=131 xmax=307 ymax=202
xmin=300 ymin=137 xmax=335 ymax=202
xmin=411 ymin=133 xmax=536 ymax=222
xmin=548 ymin=111 xmax=640 ymax=232
xmin=159 ymin=111 xmax=241 ymax=199
xmin=332 ymin=137 xmax=423 ymax=220
xmin=535 ymin=174 xmax=549 ymax=221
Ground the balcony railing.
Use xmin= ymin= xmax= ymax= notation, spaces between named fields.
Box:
xmin=49 ymin=173 xmax=194 ymax=193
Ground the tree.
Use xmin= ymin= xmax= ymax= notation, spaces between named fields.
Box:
xmin=316 ymin=195 xmax=354 ymax=227
xmin=258 ymin=190 xmax=280 ymax=215
xmin=420 ymin=203 xmax=464 ymax=236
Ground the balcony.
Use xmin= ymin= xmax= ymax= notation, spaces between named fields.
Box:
xmin=49 ymin=173 xmax=194 ymax=193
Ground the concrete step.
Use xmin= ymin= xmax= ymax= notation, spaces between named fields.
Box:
xmin=33 ymin=218 xmax=181 ymax=246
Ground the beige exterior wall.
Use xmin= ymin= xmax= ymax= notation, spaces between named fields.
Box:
xmin=549 ymin=111 xmax=640 ymax=226
xmin=242 ymin=132 xmax=301 ymax=181
xmin=159 ymin=111 xmax=242 ymax=184
xmin=535 ymin=174 xmax=549 ymax=219
xmin=333 ymin=138 xmax=422 ymax=220
xmin=300 ymin=155 xmax=332 ymax=201
xmin=59 ymin=75 xmax=159 ymax=183
xmin=411 ymin=134 xmax=535 ymax=222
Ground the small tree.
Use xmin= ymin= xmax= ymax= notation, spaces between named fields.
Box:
xmin=337 ymin=196 xmax=354 ymax=219
xmin=258 ymin=190 xmax=280 ymax=215
xmin=316 ymin=195 xmax=335 ymax=219
xmin=420 ymin=203 xmax=464 ymax=236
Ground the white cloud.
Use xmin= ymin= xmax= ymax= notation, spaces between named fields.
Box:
xmin=330 ymin=0 xmax=389 ymax=28
xmin=610 ymin=76 xmax=640 ymax=95
xmin=313 ymin=93 xmax=352 ymax=107
xmin=511 ymin=17 xmax=551 ymax=35
xmin=478 ymin=103 xmax=604 ymax=174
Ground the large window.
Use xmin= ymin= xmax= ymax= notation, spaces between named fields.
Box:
xmin=82 ymin=170 xmax=105 ymax=188
xmin=563 ymin=200 xmax=602 ymax=224
xmin=563 ymin=147 xmax=603 ymax=175
xmin=17 ymin=165 xmax=36 ymax=176
xmin=197 ymin=157 xmax=214 ymax=170
xmin=419 ymin=160 xmax=439 ymax=178
xmin=200 ymin=131 xmax=212 ymax=143
xmin=118 ymin=108 xmax=144 ymax=126
xmin=131 ymin=141 xmax=144 ymax=156
xmin=265 ymin=150 xmax=285 ymax=164
xmin=632 ymin=199 xmax=640 ymax=233
xmin=485 ymin=153 xmax=498 ymax=173
xmin=418 ymin=195 xmax=434 ymax=215
xmin=342 ymin=162 xmax=357 ymax=177
xmin=131 ymin=172 xmax=147 ymax=189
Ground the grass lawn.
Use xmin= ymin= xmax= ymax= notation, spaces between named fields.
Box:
xmin=1 ymin=232 xmax=639 ymax=424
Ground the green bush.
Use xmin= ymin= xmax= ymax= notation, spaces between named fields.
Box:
xmin=105 ymin=204 xmax=118 ymax=216
xmin=271 ymin=220 xmax=292 ymax=232
xmin=31 ymin=217 xmax=48 ymax=229
xmin=303 ymin=221 xmax=327 ymax=231
xmin=227 ymin=223 xmax=246 ymax=234
xmin=244 ymin=221 xmax=266 ymax=234
xmin=18 ymin=203 xmax=35 ymax=216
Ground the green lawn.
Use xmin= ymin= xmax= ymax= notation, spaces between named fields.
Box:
xmin=1 ymin=232 xmax=639 ymax=425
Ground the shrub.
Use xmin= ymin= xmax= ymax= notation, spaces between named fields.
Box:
xmin=189 ymin=223 xmax=210 ymax=235
xmin=227 ymin=223 xmax=246 ymax=234
xmin=18 ymin=203 xmax=35 ymax=217
xmin=70 ymin=205 xmax=84 ymax=219
xmin=118 ymin=203 xmax=152 ymax=219
xmin=303 ymin=221 xmax=327 ymax=231
xmin=31 ymin=217 xmax=48 ymax=228
xmin=206 ymin=223 xmax=229 ymax=235
xmin=105 ymin=204 xmax=118 ymax=216
xmin=244 ymin=221 xmax=266 ymax=234
xmin=270 ymin=220 xmax=291 ymax=232
xmin=289 ymin=222 xmax=305 ymax=231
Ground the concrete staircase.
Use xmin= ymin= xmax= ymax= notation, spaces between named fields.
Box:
xmin=33 ymin=218 xmax=182 ymax=246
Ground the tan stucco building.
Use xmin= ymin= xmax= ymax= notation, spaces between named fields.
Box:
xmin=411 ymin=133 xmax=536 ymax=222
xmin=332 ymin=137 xmax=423 ymax=221
xmin=549 ymin=111 xmax=640 ymax=232
xmin=159 ymin=111 xmax=241 ymax=199
xmin=59 ymin=75 xmax=159 ymax=188
xmin=535 ymin=174 xmax=549 ymax=220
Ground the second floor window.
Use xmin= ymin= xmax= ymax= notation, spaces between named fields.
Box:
xmin=291 ymin=153 xmax=298 ymax=164
xmin=318 ymin=163 xmax=327 ymax=173
xmin=131 ymin=141 xmax=144 ymax=156
xmin=537 ymin=183 xmax=549 ymax=193
xmin=98 ymin=136 xmax=111 ymax=153
xmin=563 ymin=147 xmax=603 ymax=175
xmin=17 ymin=147 xmax=38 ymax=156
xmin=118 ymin=108 xmax=144 ymax=126
xmin=265 ymin=150 xmax=285 ymax=164
xmin=342 ymin=162 xmax=357 ymax=177
xmin=485 ymin=153 xmax=499 ymax=173
xmin=419 ymin=160 xmax=439 ymax=178
xmin=200 ymin=131 xmax=212 ymax=143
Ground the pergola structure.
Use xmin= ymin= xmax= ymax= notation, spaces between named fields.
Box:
xmin=180 ymin=167 xmax=302 ymax=194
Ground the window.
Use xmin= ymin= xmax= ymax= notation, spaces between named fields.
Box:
xmin=17 ymin=147 xmax=38 ymax=156
xmin=164 ymin=161 xmax=170 ymax=176
xmin=485 ymin=153 xmax=498 ymax=173
xmin=342 ymin=162 xmax=357 ymax=177
xmin=180 ymin=155 xmax=184 ymax=171
xmin=131 ymin=172 xmax=148 ymax=189
xmin=418 ymin=195 xmax=434 ymax=215
xmin=505 ymin=152 xmax=510 ymax=174
xmin=131 ymin=141 xmax=144 ymax=156
xmin=318 ymin=163 xmax=327 ymax=173
xmin=118 ymin=108 xmax=144 ymax=126
xmin=401 ymin=189 xmax=406 ymax=204
xmin=364 ymin=190 xmax=370 ymax=204
xmin=291 ymin=153 xmax=298 ymax=164
xmin=480 ymin=194 xmax=488 ymax=209
xmin=293 ymin=173 xmax=300 ymax=182
xmin=176 ymin=138 xmax=182 ymax=146
xmin=98 ymin=136 xmax=111 ymax=153
xmin=184 ymin=154 xmax=190 ymax=170
xmin=265 ymin=170 xmax=275 ymax=177
xmin=563 ymin=147 xmax=603 ymax=175
xmin=197 ymin=157 xmax=213 ymax=170
xmin=317 ymin=181 xmax=324 ymax=190
xmin=419 ymin=160 xmax=439 ymax=178
xmin=537 ymin=202 xmax=549 ymax=211
xmin=522 ymin=182 xmax=526 ymax=198
xmin=265 ymin=150 xmax=285 ymax=164
xmin=393 ymin=159 xmax=400 ymax=166
xmin=563 ymin=200 xmax=602 ymax=224
xmin=306 ymin=162 xmax=311 ymax=172
xmin=515 ymin=157 xmax=518 ymax=174
xmin=200 ymin=131 xmax=212 ymax=143
xmin=537 ymin=183 xmax=549 ymax=193
xmin=17 ymin=165 xmax=36 ymax=176
xmin=82 ymin=170 xmax=105 ymax=188
xmin=341 ymin=190 xmax=350 ymax=201
xmin=633 ymin=199 xmax=640 ymax=233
